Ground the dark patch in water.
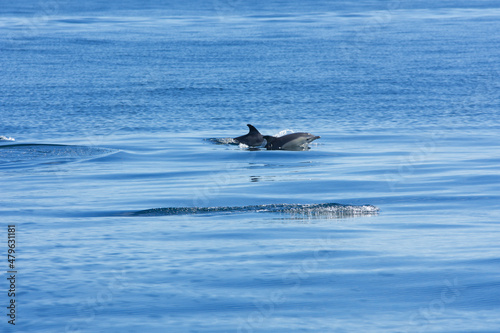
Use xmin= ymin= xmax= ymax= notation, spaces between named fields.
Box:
xmin=132 ymin=203 xmax=379 ymax=218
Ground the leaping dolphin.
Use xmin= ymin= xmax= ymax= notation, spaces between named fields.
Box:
xmin=263 ymin=133 xmax=320 ymax=150
xmin=233 ymin=124 xmax=264 ymax=147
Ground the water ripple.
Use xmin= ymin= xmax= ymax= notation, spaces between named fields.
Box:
xmin=132 ymin=203 xmax=379 ymax=218
xmin=0 ymin=143 xmax=118 ymax=168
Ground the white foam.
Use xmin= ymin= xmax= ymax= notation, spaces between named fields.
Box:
xmin=275 ymin=129 xmax=295 ymax=137
xmin=0 ymin=136 xmax=15 ymax=141
xmin=238 ymin=142 xmax=249 ymax=149
xmin=217 ymin=137 xmax=238 ymax=144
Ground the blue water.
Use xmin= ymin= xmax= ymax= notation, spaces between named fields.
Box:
xmin=1 ymin=1 xmax=500 ymax=332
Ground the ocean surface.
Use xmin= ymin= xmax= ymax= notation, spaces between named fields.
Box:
xmin=1 ymin=1 xmax=500 ymax=332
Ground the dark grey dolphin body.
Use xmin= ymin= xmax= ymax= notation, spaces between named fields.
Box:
xmin=233 ymin=124 xmax=264 ymax=147
xmin=263 ymin=133 xmax=320 ymax=150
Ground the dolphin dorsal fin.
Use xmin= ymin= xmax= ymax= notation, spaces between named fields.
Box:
xmin=247 ymin=124 xmax=260 ymax=134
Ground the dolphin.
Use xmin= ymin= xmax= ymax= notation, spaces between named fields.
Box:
xmin=233 ymin=124 xmax=264 ymax=147
xmin=263 ymin=133 xmax=320 ymax=150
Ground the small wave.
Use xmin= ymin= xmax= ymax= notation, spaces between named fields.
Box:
xmin=131 ymin=203 xmax=379 ymax=218
xmin=205 ymin=137 xmax=239 ymax=145
xmin=0 ymin=143 xmax=117 ymax=167
xmin=0 ymin=136 xmax=15 ymax=141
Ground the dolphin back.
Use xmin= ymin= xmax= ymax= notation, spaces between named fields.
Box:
xmin=265 ymin=132 xmax=320 ymax=150
xmin=234 ymin=124 xmax=264 ymax=146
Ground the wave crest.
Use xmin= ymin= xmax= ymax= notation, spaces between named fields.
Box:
xmin=132 ymin=203 xmax=379 ymax=219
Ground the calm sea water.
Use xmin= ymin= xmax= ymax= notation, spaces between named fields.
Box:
xmin=1 ymin=1 xmax=500 ymax=332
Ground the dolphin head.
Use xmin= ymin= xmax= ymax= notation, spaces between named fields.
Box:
xmin=305 ymin=134 xmax=321 ymax=143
